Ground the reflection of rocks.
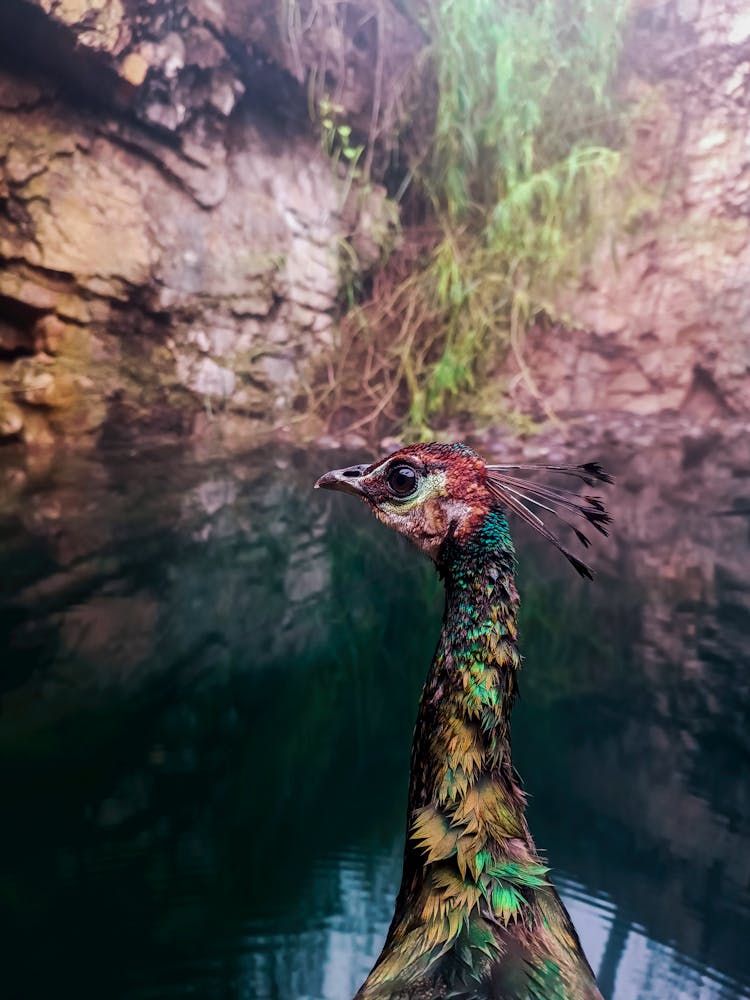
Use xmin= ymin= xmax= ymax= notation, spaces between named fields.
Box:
xmin=284 ymin=542 xmax=330 ymax=605
xmin=5 ymin=415 xmax=747 ymax=722
xmin=60 ymin=592 xmax=160 ymax=678
xmin=191 ymin=478 xmax=239 ymax=519
xmin=2 ymin=446 xmax=341 ymax=705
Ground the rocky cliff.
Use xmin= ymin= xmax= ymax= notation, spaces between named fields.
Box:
xmin=0 ymin=0 xmax=408 ymax=448
xmin=0 ymin=0 xmax=747 ymax=451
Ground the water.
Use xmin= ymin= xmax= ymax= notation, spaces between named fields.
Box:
xmin=1 ymin=436 xmax=748 ymax=1000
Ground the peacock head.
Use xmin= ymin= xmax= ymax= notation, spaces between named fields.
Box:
xmin=315 ymin=442 xmax=612 ymax=578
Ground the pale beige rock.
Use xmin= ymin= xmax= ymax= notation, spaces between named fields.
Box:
xmin=120 ymin=53 xmax=149 ymax=87
xmin=0 ymin=0 xmax=403 ymax=448
xmin=0 ymin=399 xmax=24 ymax=437
xmin=42 ymin=0 xmax=127 ymax=51
xmin=175 ymin=353 xmax=237 ymax=400
xmin=0 ymin=274 xmax=61 ymax=311
xmin=607 ymin=370 xmax=652 ymax=396
xmin=21 ymin=409 xmax=56 ymax=448
xmin=12 ymin=357 xmax=77 ymax=408
xmin=28 ymin=148 xmax=153 ymax=287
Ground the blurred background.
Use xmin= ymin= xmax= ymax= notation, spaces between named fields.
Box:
xmin=0 ymin=1 xmax=748 ymax=998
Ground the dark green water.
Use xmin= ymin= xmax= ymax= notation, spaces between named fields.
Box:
xmin=1 ymin=442 xmax=748 ymax=1000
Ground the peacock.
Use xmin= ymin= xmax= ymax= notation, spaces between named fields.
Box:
xmin=315 ymin=442 xmax=613 ymax=1000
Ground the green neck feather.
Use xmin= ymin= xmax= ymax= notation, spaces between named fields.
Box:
xmin=419 ymin=509 xmax=525 ymax=814
xmin=358 ymin=510 xmax=602 ymax=998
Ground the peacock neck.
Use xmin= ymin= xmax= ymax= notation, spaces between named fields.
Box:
xmin=385 ymin=511 xmax=545 ymax=935
xmin=410 ymin=508 xmax=529 ymax=838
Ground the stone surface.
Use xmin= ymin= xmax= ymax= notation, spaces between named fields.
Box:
xmin=32 ymin=314 xmax=68 ymax=354
xmin=0 ymin=398 xmax=24 ymax=436
xmin=498 ymin=0 xmax=750 ymax=425
xmin=0 ymin=0 xmax=400 ymax=449
xmin=0 ymin=318 xmax=32 ymax=354
xmin=11 ymin=355 xmax=77 ymax=408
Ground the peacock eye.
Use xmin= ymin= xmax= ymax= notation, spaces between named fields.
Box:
xmin=387 ymin=464 xmax=418 ymax=498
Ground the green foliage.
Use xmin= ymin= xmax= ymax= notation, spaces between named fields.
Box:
xmin=306 ymin=0 xmax=629 ymax=439
xmin=407 ymin=0 xmax=627 ymax=432
xmin=426 ymin=0 xmax=624 ymax=218
xmin=317 ymin=94 xmax=365 ymax=206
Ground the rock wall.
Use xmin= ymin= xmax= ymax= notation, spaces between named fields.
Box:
xmin=0 ymin=0 xmax=406 ymax=448
xmin=496 ymin=0 xmax=750 ymax=425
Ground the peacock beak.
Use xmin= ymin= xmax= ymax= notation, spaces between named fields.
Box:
xmin=314 ymin=464 xmax=370 ymax=496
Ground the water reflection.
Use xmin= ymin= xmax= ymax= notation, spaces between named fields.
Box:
xmin=0 ymin=427 xmax=748 ymax=1000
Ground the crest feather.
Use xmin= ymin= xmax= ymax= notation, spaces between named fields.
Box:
xmin=485 ymin=462 xmax=614 ymax=579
